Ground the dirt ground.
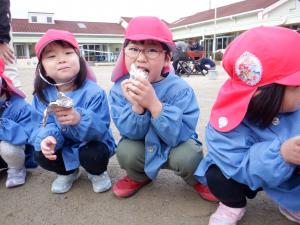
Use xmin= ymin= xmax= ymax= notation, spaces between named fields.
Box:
xmin=0 ymin=65 xmax=294 ymax=225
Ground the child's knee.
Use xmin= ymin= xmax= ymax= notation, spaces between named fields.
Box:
xmin=116 ymin=140 xmax=144 ymax=168
xmin=170 ymin=148 xmax=202 ymax=174
xmin=116 ymin=148 xmax=140 ymax=168
xmin=0 ymin=142 xmax=25 ymax=159
xmin=33 ymin=150 xmax=46 ymax=164
xmin=178 ymin=155 xmax=201 ymax=174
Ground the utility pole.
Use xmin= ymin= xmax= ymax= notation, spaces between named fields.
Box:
xmin=212 ymin=0 xmax=217 ymax=60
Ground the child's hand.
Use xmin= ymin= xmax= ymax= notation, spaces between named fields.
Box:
xmin=121 ymin=79 xmax=145 ymax=114
xmin=53 ymin=106 xmax=80 ymax=126
xmin=127 ymin=77 xmax=162 ymax=118
xmin=41 ymin=136 xmax=57 ymax=160
xmin=0 ymin=43 xmax=14 ymax=64
xmin=281 ymin=136 xmax=300 ymax=165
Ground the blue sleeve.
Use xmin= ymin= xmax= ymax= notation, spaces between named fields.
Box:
xmin=206 ymin=123 xmax=295 ymax=190
xmin=151 ymin=88 xmax=199 ymax=147
xmin=0 ymin=102 xmax=32 ymax=145
xmin=109 ymin=87 xmax=151 ymax=139
xmin=63 ymin=90 xmax=112 ymax=142
xmin=30 ymin=96 xmax=64 ymax=151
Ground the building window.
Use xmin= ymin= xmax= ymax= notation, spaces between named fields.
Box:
xmin=47 ymin=17 xmax=52 ymax=23
xmin=15 ymin=44 xmax=26 ymax=59
xmin=31 ymin=16 xmax=37 ymax=22
xmin=81 ymin=44 xmax=112 ymax=62
xmin=216 ymin=36 xmax=235 ymax=50
xmin=77 ymin=23 xmax=87 ymax=29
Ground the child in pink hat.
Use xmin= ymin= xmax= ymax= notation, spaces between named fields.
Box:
xmin=109 ymin=16 xmax=217 ymax=201
xmin=31 ymin=29 xmax=116 ymax=194
xmin=0 ymin=57 xmax=35 ymax=188
xmin=194 ymin=26 xmax=300 ymax=224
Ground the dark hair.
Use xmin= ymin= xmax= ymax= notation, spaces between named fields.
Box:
xmin=33 ymin=40 xmax=87 ymax=104
xmin=0 ymin=79 xmax=11 ymax=99
xmin=246 ymin=83 xmax=285 ymax=127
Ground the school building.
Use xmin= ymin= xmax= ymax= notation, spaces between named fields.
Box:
xmin=11 ymin=0 xmax=300 ymax=65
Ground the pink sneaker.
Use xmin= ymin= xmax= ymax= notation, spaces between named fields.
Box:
xmin=279 ymin=206 xmax=300 ymax=223
xmin=209 ymin=203 xmax=246 ymax=225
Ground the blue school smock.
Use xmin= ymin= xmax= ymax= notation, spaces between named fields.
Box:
xmin=109 ymin=72 xmax=201 ymax=180
xmin=195 ymin=110 xmax=300 ymax=211
xmin=31 ymin=80 xmax=116 ymax=171
xmin=0 ymin=95 xmax=34 ymax=145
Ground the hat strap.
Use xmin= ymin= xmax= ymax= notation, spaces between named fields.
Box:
xmin=39 ymin=72 xmax=76 ymax=87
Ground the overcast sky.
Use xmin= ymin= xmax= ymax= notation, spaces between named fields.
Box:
xmin=11 ymin=0 xmax=242 ymax=23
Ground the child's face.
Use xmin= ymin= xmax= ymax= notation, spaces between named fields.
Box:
xmin=124 ymin=40 xmax=171 ymax=83
xmin=280 ymin=86 xmax=300 ymax=112
xmin=41 ymin=43 xmax=80 ymax=83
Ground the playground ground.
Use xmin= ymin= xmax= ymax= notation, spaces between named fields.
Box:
xmin=0 ymin=65 xmax=295 ymax=225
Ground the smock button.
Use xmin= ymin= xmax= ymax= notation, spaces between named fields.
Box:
xmin=61 ymin=127 xmax=67 ymax=132
xmin=148 ymin=147 xmax=154 ymax=153
xmin=218 ymin=116 xmax=228 ymax=128
xmin=272 ymin=117 xmax=280 ymax=126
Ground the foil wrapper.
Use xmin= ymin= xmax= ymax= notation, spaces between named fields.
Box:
xmin=42 ymin=92 xmax=73 ymax=127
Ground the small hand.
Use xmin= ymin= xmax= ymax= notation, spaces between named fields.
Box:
xmin=127 ymin=77 xmax=162 ymax=117
xmin=281 ymin=136 xmax=300 ymax=165
xmin=53 ymin=106 xmax=80 ymax=126
xmin=121 ymin=79 xmax=145 ymax=114
xmin=41 ymin=136 xmax=57 ymax=160
xmin=0 ymin=43 xmax=14 ymax=64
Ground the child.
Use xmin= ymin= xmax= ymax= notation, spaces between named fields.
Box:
xmin=0 ymin=57 xmax=34 ymax=188
xmin=109 ymin=16 xmax=217 ymax=201
xmin=194 ymin=26 xmax=300 ymax=224
xmin=31 ymin=29 xmax=116 ymax=194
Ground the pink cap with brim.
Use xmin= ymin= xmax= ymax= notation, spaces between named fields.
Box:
xmin=210 ymin=26 xmax=300 ymax=132
xmin=35 ymin=29 xmax=96 ymax=82
xmin=0 ymin=58 xmax=26 ymax=98
xmin=35 ymin=29 xmax=79 ymax=60
xmin=111 ymin=16 xmax=175 ymax=82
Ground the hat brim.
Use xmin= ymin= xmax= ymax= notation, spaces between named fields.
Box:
xmin=210 ymin=80 xmax=256 ymax=132
xmin=126 ymin=34 xmax=176 ymax=52
xmin=36 ymin=38 xmax=78 ymax=59
xmin=210 ymin=69 xmax=300 ymax=132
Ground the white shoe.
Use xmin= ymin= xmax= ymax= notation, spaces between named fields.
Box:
xmin=279 ymin=206 xmax=300 ymax=224
xmin=87 ymin=171 xmax=111 ymax=193
xmin=209 ymin=203 xmax=246 ymax=225
xmin=51 ymin=169 xmax=80 ymax=194
xmin=6 ymin=168 xmax=26 ymax=188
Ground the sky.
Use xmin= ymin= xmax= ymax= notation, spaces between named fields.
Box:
xmin=11 ymin=0 xmax=242 ymax=23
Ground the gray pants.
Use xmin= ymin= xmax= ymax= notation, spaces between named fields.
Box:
xmin=0 ymin=141 xmax=25 ymax=169
xmin=116 ymin=139 xmax=203 ymax=185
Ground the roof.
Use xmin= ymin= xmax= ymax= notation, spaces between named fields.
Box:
xmin=120 ymin=17 xmax=132 ymax=23
xmin=120 ymin=17 xmax=170 ymax=26
xmin=170 ymin=0 xmax=279 ymax=28
xmin=12 ymin=19 xmax=124 ymax=35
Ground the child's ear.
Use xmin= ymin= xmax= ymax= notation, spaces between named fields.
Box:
xmin=164 ymin=54 xmax=171 ymax=67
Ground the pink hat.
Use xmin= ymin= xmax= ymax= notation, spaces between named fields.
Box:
xmin=0 ymin=58 xmax=26 ymax=98
xmin=111 ymin=16 xmax=175 ymax=82
xmin=35 ymin=29 xmax=96 ymax=82
xmin=210 ymin=26 xmax=300 ymax=132
xmin=35 ymin=29 xmax=79 ymax=60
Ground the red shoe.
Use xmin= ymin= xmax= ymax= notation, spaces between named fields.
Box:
xmin=194 ymin=183 xmax=219 ymax=202
xmin=112 ymin=176 xmax=151 ymax=198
